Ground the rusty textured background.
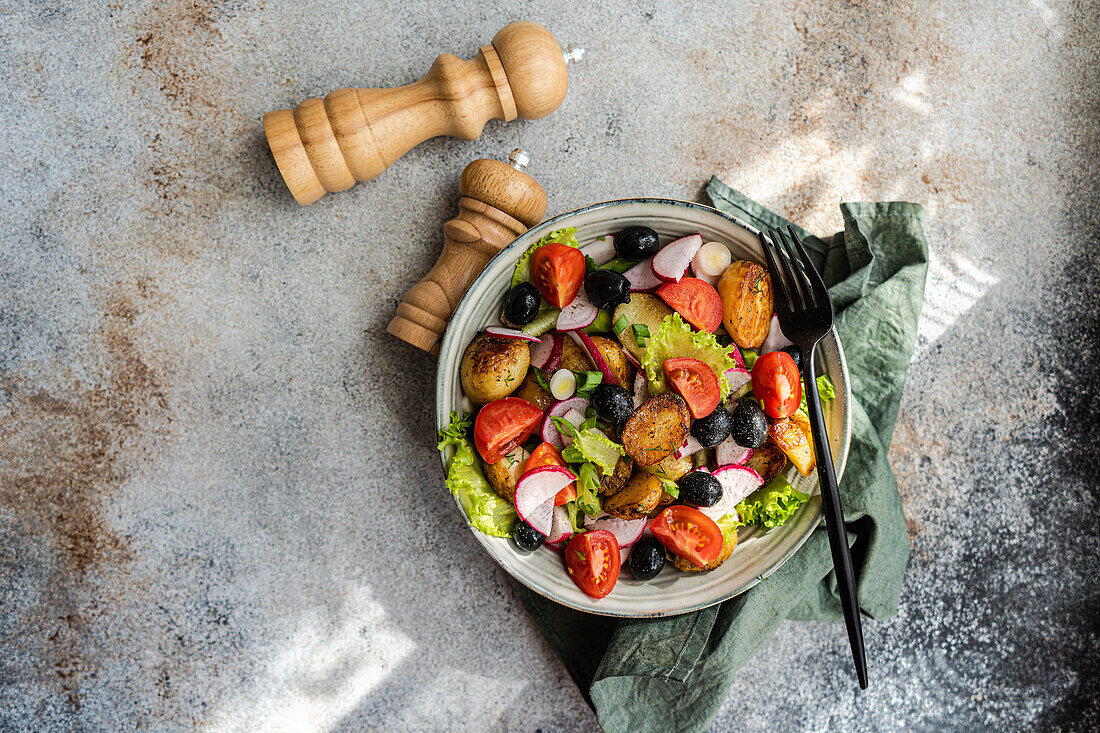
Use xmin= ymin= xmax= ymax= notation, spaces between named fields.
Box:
xmin=1 ymin=1 xmax=1097 ymax=730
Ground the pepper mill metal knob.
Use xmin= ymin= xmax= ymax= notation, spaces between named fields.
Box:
xmin=387 ymin=149 xmax=547 ymax=355
xmin=264 ymin=22 xmax=578 ymax=205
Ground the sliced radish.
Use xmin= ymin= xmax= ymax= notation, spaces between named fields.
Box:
xmin=623 ymin=348 xmax=641 ymax=368
xmin=543 ymin=539 xmax=566 ymax=555
xmin=760 ymin=314 xmax=794 ymax=354
xmin=698 ymin=465 xmax=763 ymax=522
xmin=557 ymin=288 xmax=598 ymax=330
xmin=547 ymin=505 xmax=573 ymax=544
xmin=652 ymin=234 xmax=703 ymax=283
xmin=484 ymin=326 xmax=540 ymax=342
xmin=581 ymin=235 xmax=616 ymax=265
xmin=549 ymin=369 xmax=576 ymax=400
xmin=624 ymin=259 xmax=662 ymax=292
xmin=568 ymin=330 xmax=619 ymax=386
xmin=724 ymin=368 xmax=753 ymax=399
xmin=541 ymin=397 xmax=591 ymax=448
xmin=545 ymin=332 xmax=564 ymax=372
xmin=727 ymin=343 xmax=745 ymax=370
xmin=585 ymin=515 xmax=647 ymax=548
xmin=715 ymin=434 xmax=754 ymax=466
xmin=693 ymin=241 xmax=732 ymax=277
xmin=633 ymin=370 xmax=649 ymax=408
xmin=560 ymin=408 xmax=586 ymax=446
xmin=674 ymin=434 xmax=705 ymax=460
xmin=530 ymin=332 xmax=558 ymax=370
xmin=515 ymin=466 xmax=578 ymax=536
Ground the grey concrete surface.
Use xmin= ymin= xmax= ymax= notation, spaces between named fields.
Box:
xmin=1 ymin=1 xmax=1097 ymax=731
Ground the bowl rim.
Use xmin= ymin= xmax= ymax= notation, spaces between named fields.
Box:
xmin=435 ymin=197 xmax=853 ymax=617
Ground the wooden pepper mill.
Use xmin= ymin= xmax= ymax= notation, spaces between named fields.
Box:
xmin=264 ymin=21 xmax=582 ymax=205
xmin=387 ymin=149 xmax=547 ymax=355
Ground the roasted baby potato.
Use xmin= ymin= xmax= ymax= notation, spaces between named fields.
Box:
xmin=511 ymin=367 xmax=554 ymax=413
xmin=769 ymin=415 xmax=816 ymax=476
xmin=590 ymin=335 xmax=633 ymax=388
xmin=613 ymin=294 xmax=674 ymax=362
xmin=483 ymin=448 xmax=530 ymax=502
xmin=670 ymin=524 xmax=738 ymax=572
xmin=599 ymin=455 xmax=634 ymax=495
xmin=640 ymin=452 xmax=692 ymax=482
xmin=559 ymin=336 xmax=590 ymax=372
xmin=621 ymin=393 xmax=691 ymax=467
xmin=717 ymin=260 xmax=773 ymax=349
xmin=460 ymin=333 xmax=530 ymax=405
xmin=602 ymin=472 xmax=664 ymax=519
xmin=744 ymin=441 xmax=787 ymax=483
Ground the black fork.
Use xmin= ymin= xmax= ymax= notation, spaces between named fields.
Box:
xmin=759 ymin=226 xmax=868 ymax=690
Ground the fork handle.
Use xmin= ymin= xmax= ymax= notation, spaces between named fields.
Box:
xmin=803 ymin=345 xmax=869 ymax=689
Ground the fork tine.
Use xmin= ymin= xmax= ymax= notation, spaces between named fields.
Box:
xmin=773 ymin=228 xmax=807 ymax=310
xmin=757 ymin=232 xmax=792 ymax=315
xmin=787 ymin=225 xmax=830 ymax=309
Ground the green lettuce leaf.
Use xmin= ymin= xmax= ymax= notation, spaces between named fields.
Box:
xmin=716 ymin=512 xmax=744 ymax=541
xmin=574 ymin=463 xmax=602 ymax=518
xmin=510 ymin=227 xmax=580 ymax=287
xmin=735 ymin=475 xmax=810 ymax=529
xmin=437 ymin=411 xmax=518 ymax=537
xmin=796 ymin=374 xmax=836 ymax=421
xmin=583 ymin=308 xmax=614 ymax=334
xmin=520 ymin=307 xmax=561 ymax=337
xmin=561 ymin=428 xmax=625 ymax=476
xmin=599 ymin=255 xmax=637 ymax=274
xmin=641 ymin=314 xmax=739 ymax=396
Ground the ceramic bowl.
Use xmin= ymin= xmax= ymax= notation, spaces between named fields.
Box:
xmin=436 ymin=199 xmax=851 ymax=617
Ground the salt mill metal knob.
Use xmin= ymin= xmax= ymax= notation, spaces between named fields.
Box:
xmin=387 ymin=150 xmax=548 ymax=355
xmin=264 ymin=21 xmax=581 ymax=206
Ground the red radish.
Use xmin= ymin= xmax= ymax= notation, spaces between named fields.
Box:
xmin=581 ymin=235 xmax=616 ymax=265
xmin=544 ymin=538 xmax=566 ymax=554
xmin=529 ymin=332 xmax=560 ymax=369
xmin=727 ymin=343 xmax=745 ymax=370
xmin=619 ymin=544 xmax=631 ymax=568
xmin=698 ymin=465 xmax=763 ymax=522
xmin=632 ymin=371 xmax=649 ymax=408
xmin=715 ymin=434 xmax=754 ymax=466
xmin=556 ymin=288 xmax=598 ymax=330
xmin=559 ymin=407 xmax=586 ymax=446
xmin=724 ymin=368 xmax=753 ymax=399
xmin=760 ymin=314 xmax=794 ymax=354
xmin=623 ymin=348 xmax=641 ymax=368
xmin=484 ymin=326 xmax=540 ymax=342
xmin=547 ymin=505 xmax=573 ymax=544
xmin=541 ymin=397 xmax=591 ymax=448
xmin=514 ymin=465 xmax=578 ymax=536
xmin=674 ymin=434 xmax=705 ymax=460
xmin=568 ymin=330 xmax=619 ymax=386
xmin=585 ymin=515 xmax=647 ymax=548
xmin=545 ymin=332 xmax=564 ymax=372
xmin=624 ymin=259 xmax=662 ymax=292
xmin=692 ymin=241 xmax=732 ymax=279
xmin=652 ymin=234 xmax=703 ymax=283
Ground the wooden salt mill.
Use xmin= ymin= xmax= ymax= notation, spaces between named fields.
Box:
xmin=264 ymin=21 xmax=583 ymax=205
xmin=387 ymin=149 xmax=547 ymax=355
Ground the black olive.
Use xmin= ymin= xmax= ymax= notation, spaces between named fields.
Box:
xmin=512 ymin=521 xmax=544 ymax=552
xmin=679 ymin=470 xmax=723 ymax=507
xmin=780 ymin=345 xmax=802 ymax=372
xmin=502 ymin=282 xmax=541 ymax=325
xmin=728 ymin=401 xmax=769 ymax=448
xmin=583 ymin=269 xmax=631 ymax=309
xmin=614 ymin=226 xmax=661 ymax=261
xmin=629 ymin=536 xmax=666 ymax=580
xmin=592 ymin=383 xmax=635 ymax=426
xmin=690 ymin=407 xmax=733 ymax=448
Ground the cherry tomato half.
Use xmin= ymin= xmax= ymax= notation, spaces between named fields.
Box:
xmin=649 ymin=505 xmax=723 ymax=567
xmin=564 ymin=529 xmax=620 ymax=599
xmin=526 ymin=442 xmax=578 ymax=506
xmin=751 ymin=351 xmax=802 ymax=419
xmin=474 ymin=397 xmax=543 ymax=464
xmin=656 ymin=277 xmax=723 ymax=333
xmin=531 ymin=243 xmax=586 ymax=308
xmin=662 ymin=357 xmax=721 ymax=419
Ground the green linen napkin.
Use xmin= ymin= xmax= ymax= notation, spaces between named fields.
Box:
xmin=515 ymin=177 xmax=929 ymax=733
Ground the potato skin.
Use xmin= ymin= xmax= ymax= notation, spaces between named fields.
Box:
xmin=590 ymin=336 xmax=633 ymax=388
xmin=744 ymin=441 xmax=787 ymax=483
xmin=640 ymin=452 xmax=692 ymax=482
xmin=511 ymin=368 xmax=554 ymax=413
xmin=613 ymin=294 xmax=674 ymax=362
xmin=559 ymin=336 xmax=590 ymax=372
xmin=718 ymin=260 xmax=773 ymax=349
xmin=621 ymin=393 xmax=691 ymax=467
xmin=670 ymin=524 xmax=738 ymax=572
xmin=602 ymin=472 xmax=664 ymax=519
xmin=460 ymin=334 xmax=530 ymax=405
xmin=599 ymin=455 xmax=634 ymax=496
xmin=483 ymin=448 xmax=530 ymax=502
xmin=769 ymin=415 xmax=816 ymax=476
